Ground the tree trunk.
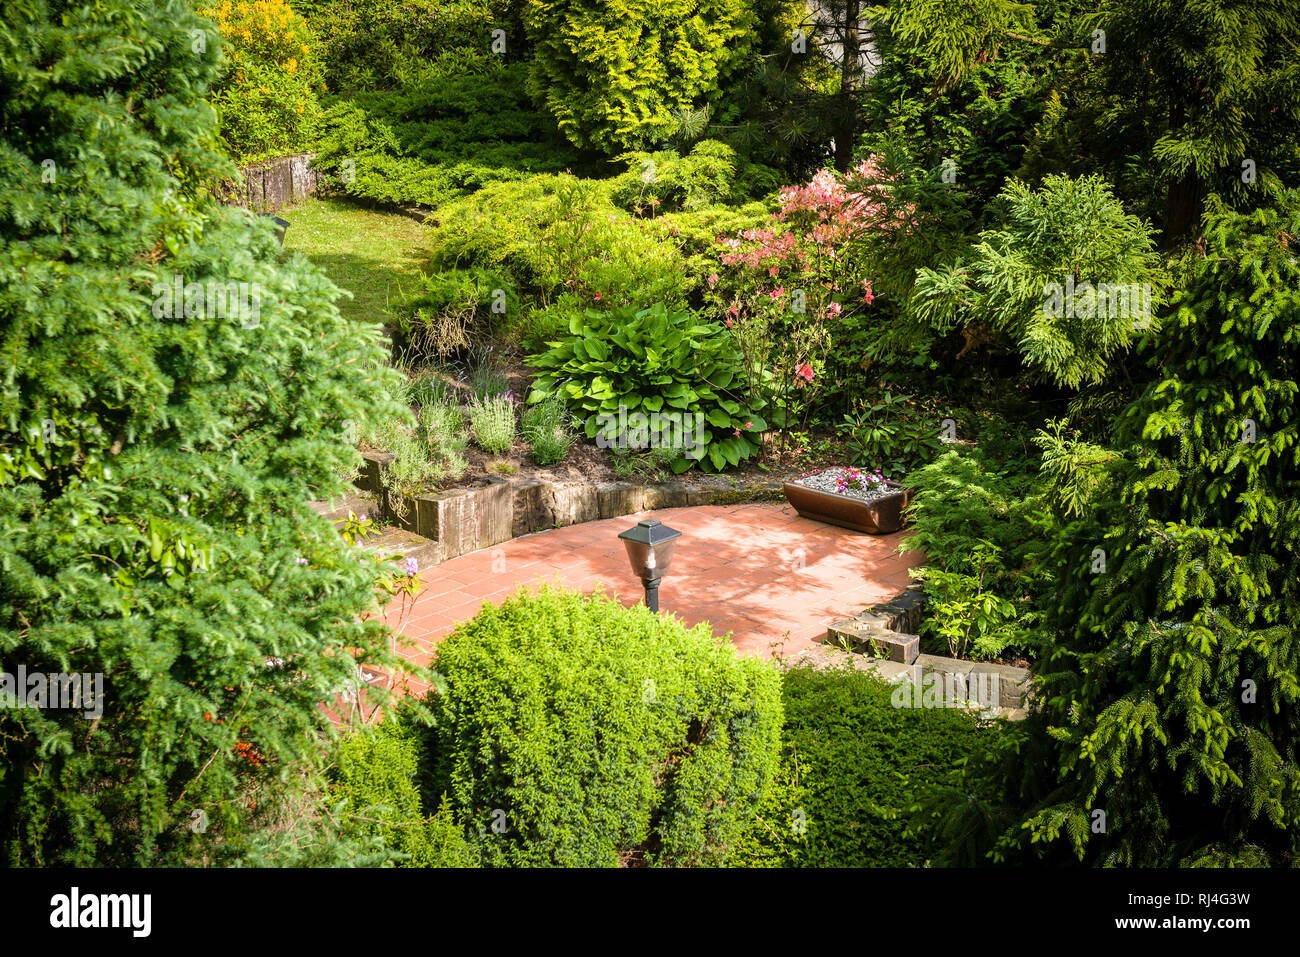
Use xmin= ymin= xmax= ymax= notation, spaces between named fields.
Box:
xmin=1164 ymin=172 xmax=1204 ymax=247
xmin=1163 ymin=100 xmax=1203 ymax=246
xmin=833 ymin=0 xmax=862 ymax=172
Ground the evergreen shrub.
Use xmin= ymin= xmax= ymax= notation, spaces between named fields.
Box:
xmin=428 ymin=588 xmax=784 ymax=866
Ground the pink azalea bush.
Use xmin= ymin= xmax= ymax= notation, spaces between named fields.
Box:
xmin=706 ymin=159 xmax=907 ymax=462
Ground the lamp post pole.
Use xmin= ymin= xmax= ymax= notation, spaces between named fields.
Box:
xmin=642 ymin=576 xmax=661 ymax=612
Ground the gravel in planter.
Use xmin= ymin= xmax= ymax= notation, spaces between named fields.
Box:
xmin=793 ymin=467 xmax=897 ymax=503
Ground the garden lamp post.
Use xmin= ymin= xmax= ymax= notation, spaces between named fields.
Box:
xmin=618 ymin=519 xmax=682 ymax=613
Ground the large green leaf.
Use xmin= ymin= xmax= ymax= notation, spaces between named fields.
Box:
xmin=724 ymin=436 xmax=752 ymax=466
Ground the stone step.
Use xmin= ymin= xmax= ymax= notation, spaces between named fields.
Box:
xmin=825 ymin=616 xmax=920 ymax=664
xmin=308 ymin=491 xmax=378 ymax=525
xmin=362 ymin=525 xmax=441 ymax=572
xmin=785 ymin=646 xmax=1026 ymax=720
xmin=913 ymin=654 xmax=1033 ymax=709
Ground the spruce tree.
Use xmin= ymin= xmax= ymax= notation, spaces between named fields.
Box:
xmin=907 ymin=173 xmax=1166 ymax=387
xmin=1001 ymin=190 xmax=1300 ymax=865
xmin=0 ymin=0 xmax=407 ymax=864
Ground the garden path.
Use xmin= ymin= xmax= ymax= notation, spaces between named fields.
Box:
xmin=386 ymin=503 xmax=919 ymax=695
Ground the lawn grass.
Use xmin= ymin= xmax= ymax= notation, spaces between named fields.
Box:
xmin=281 ymin=196 xmax=434 ymax=325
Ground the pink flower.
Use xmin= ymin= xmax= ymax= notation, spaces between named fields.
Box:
xmin=826 ymin=301 xmax=843 ymax=318
xmin=795 ymin=363 xmax=815 ymax=383
xmin=862 ymin=282 xmax=875 ymax=306
xmin=725 ymin=317 xmax=734 ymax=328
xmin=593 ymin=292 xmax=602 ymax=301
xmin=744 ymin=421 xmax=753 ymax=429
xmin=707 ymin=273 xmax=719 ymax=286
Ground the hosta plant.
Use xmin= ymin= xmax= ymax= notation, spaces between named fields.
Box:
xmin=526 ymin=303 xmax=766 ymax=472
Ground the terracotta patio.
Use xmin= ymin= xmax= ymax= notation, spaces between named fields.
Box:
xmin=382 ymin=502 xmax=921 ymax=692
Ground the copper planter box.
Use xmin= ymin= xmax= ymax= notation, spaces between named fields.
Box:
xmin=782 ymin=478 xmax=912 ymax=534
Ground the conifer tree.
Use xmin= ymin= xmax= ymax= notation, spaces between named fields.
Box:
xmin=1029 ymin=0 xmax=1300 ymax=243
xmin=998 ymin=190 xmax=1300 ymax=865
xmin=521 ymin=0 xmax=757 ymax=153
xmin=907 ymin=173 xmax=1166 ymax=386
xmin=0 ymin=0 xmax=406 ymax=864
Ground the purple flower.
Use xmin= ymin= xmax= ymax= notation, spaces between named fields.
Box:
xmin=295 ymin=557 xmax=309 ymax=565
xmin=405 ymin=557 xmax=419 ymax=576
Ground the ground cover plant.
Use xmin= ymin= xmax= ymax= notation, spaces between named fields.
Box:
xmin=526 ymin=302 xmax=768 ymax=473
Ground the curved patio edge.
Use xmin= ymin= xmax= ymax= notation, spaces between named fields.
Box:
xmin=352 ymin=450 xmax=790 ymax=567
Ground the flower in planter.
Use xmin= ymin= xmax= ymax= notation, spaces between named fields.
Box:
xmin=835 ymin=467 xmax=886 ymax=495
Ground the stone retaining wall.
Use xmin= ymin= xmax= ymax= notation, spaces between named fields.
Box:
xmin=219 ymin=152 xmax=320 ymax=213
xmin=356 ymin=451 xmax=786 ymax=565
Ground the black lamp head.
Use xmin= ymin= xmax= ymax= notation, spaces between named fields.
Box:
xmin=617 ymin=519 xmax=682 ymax=581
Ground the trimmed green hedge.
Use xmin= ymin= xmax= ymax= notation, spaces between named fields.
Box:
xmin=429 ymin=587 xmax=783 ymax=866
xmin=729 ymin=664 xmax=994 ymax=867
xmin=332 ymin=713 xmax=481 ymax=867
